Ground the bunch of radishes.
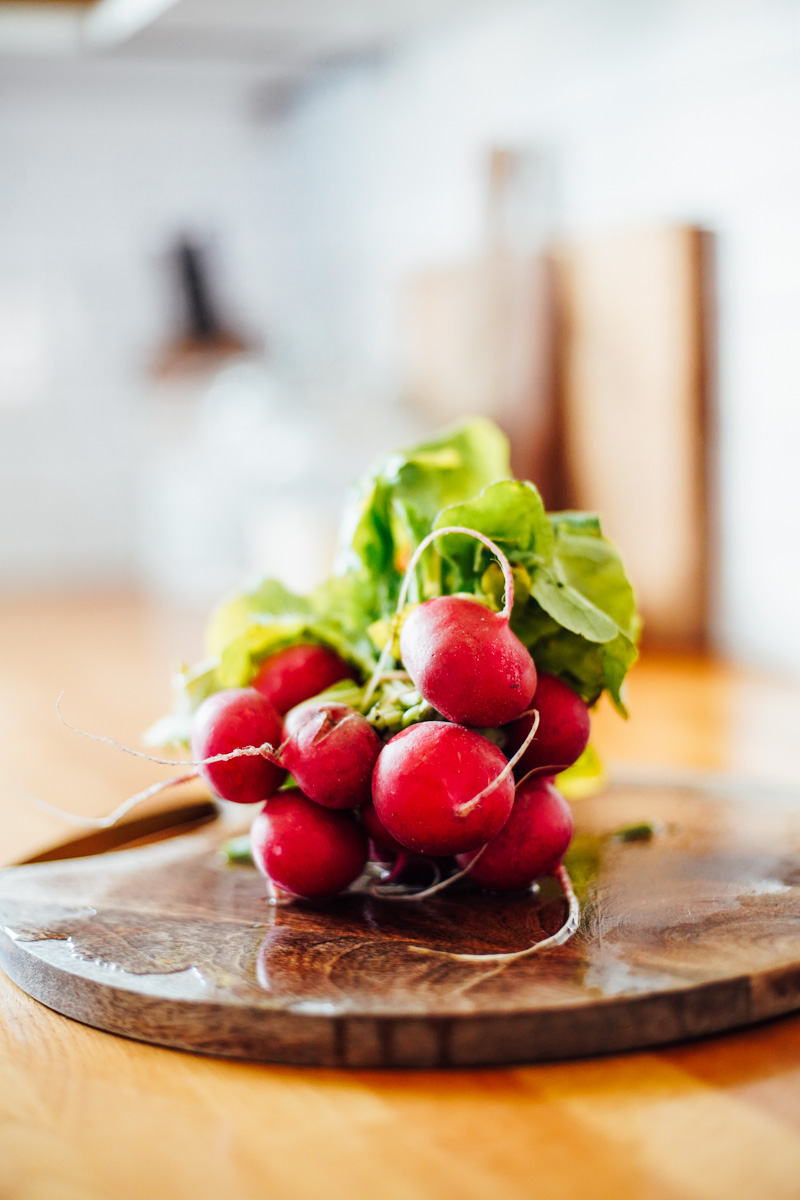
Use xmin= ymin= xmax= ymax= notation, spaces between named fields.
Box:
xmin=189 ymin=527 xmax=591 ymax=904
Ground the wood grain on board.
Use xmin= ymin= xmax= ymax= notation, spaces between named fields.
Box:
xmin=2 ymin=777 xmax=799 ymax=1067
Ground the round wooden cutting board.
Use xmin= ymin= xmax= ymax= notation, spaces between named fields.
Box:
xmin=1 ymin=777 xmax=799 ymax=1068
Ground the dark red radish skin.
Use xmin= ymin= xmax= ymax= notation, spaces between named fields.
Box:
xmin=190 ymin=688 xmax=285 ymax=805
xmin=368 ymin=838 xmax=395 ymax=865
xmin=361 ymin=799 xmax=406 ymax=856
xmin=251 ymin=643 xmax=354 ymax=715
xmin=362 ymin=804 xmax=457 ymax=876
xmin=505 ymin=673 xmax=591 ymax=779
xmin=399 ymin=595 xmax=537 ymax=727
xmin=372 ymin=721 xmax=515 ymax=857
xmin=456 ymin=777 xmax=574 ymax=892
xmin=250 ymin=793 xmax=368 ymax=899
xmin=280 ymin=703 xmax=382 ymax=809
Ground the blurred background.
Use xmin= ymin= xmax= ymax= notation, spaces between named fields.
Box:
xmin=2 ymin=0 xmax=800 ymax=790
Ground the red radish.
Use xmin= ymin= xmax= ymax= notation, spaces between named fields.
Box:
xmin=190 ymin=688 xmax=285 ymax=805
xmin=250 ymin=793 xmax=368 ymax=898
xmin=456 ymin=777 xmax=574 ymax=891
xmin=252 ymin=643 xmax=353 ymax=715
xmin=280 ymin=702 xmax=382 ymax=809
xmin=361 ymin=799 xmax=405 ymax=857
xmin=364 ymin=524 xmax=536 ymax=728
xmin=400 ymin=594 xmax=536 ymax=727
xmin=505 ymin=673 xmax=590 ymax=779
xmin=367 ymin=838 xmax=394 ymax=865
xmin=372 ymin=721 xmax=515 ymax=856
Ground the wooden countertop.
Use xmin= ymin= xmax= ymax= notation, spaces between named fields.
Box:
xmin=2 ymin=595 xmax=800 ymax=1199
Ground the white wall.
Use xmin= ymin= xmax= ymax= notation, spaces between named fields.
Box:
xmin=0 ymin=55 xmax=430 ymax=607
xmin=266 ymin=0 xmax=800 ymax=672
xmin=0 ymin=59 xmax=280 ymax=589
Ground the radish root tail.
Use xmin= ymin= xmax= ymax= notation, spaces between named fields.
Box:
xmin=368 ymin=843 xmax=487 ymax=901
xmin=456 ymin=708 xmax=539 ymax=819
xmin=7 ymin=772 xmax=199 ymax=830
xmin=56 ymin=693 xmax=281 ymax=767
xmin=406 ymin=862 xmax=580 ymax=962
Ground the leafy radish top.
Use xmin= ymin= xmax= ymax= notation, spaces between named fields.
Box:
xmin=156 ymin=418 xmax=640 ymax=749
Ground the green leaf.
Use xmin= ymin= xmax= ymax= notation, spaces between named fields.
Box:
xmin=562 ymin=833 xmax=603 ymax=901
xmin=337 ymin=476 xmax=397 ymax=601
xmin=508 ymin=597 xmax=560 ymax=645
xmin=429 ymin=487 xmax=639 ymax=712
xmin=221 ymin=834 xmax=253 ymax=865
xmin=548 ymin=511 xmax=603 ymax=538
xmin=550 ymin=518 xmax=639 ymax=643
xmin=308 ymin=571 xmax=380 ymax=647
xmin=434 ymin=479 xmax=554 ymax=589
xmin=600 ymin=632 xmax=638 ymax=717
xmin=206 ymin=579 xmax=311 ymax=658
xmin=556 ymin=743 xmax=606 ymax=800
xmin=208 ymin=567 xmax=379 ymax=692
xmin=218 ymin=615 xmax=376 ymax=690
xmin=335 ymin=418 xmax=511 ymax=602
xmin=611 ymin=821 xmax=664 ymax=843
xmin=530 ymin=628 xmax=607 ymax=706
xmin=504 ymin=511 xmax=640 ymax=710
xmin=219 ymin=618 xmax=312 ymax=688
xmin=528 ymin=626 xmax=637 ymax=713
xmin=525 ymin=512 xmax=638 ymax=650
xmin=151 ymin=419 xmax=641 ymax=742
xmin=530 ymin=567 xmax=619 ymax=643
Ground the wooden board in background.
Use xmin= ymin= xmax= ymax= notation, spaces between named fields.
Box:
xmin=554 ymin=226 xmax=713 ymax=647
xmin=401 ymin=251 xmax=559 ymax=498
xmin=400 ymin=148 xmax=561 ymax=498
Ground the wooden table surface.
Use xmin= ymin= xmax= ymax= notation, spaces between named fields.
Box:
xmin=2 ymin=595 xmax=800 ymax=1200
